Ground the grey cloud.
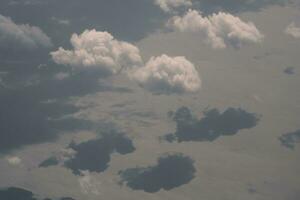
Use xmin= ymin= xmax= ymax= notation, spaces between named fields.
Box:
xmin=0 ymin=187 xmax=76 ymax=200
xmin=0 ymin=14 xmax=52 ymax=50
xmin=163 ymin=106 xmax=259 ymax=142
xmin=40 ymin=129 xmax=136 ymax=175
xmin=284 ymin=66 xmax=296 ymax=75
xmin=119 ymin=153 xmax=196 ymax=193
xmin=279 ymin=129 xmax=300 ymax=149
xmin=193 ymin=0 xmax=290 ymax=14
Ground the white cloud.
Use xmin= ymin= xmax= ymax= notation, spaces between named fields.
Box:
xmin=154 ymin=0 xmax=192 ymax=13
xmin=6 ymin=156 xmax=22 ymax=166
xmin=78 ymin=171 xmax=101 ymax=195
xmin=50 ymin=29 xmax=143 ymax=75
xmin=285 ymin=22 xmax=300 ymax=38
xmin=54 ymin=72 xmax=70 ymax=80
xmin=51 ymin=17 xmax=70 ymax=26
xmin=130 ymin=54 xmax=201 ymax=94
xmin=167 ymin=9 xmax=264 ymax=48
xmin=0 ymin=14 xmax=52 ymax=49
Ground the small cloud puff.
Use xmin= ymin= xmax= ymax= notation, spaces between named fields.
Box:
xmin=167 ymin=9 xmax=264 ymax=48
xmin=0 ymin=14 xmax=52 ymax=49
xmin=6 ymin=156 xmax=22 ymax=166
xmin=285 ymin=22 xmax=300 ymax=38
xmin=51 ymin=29 xmax=143 ymax=75
xmin=154 ymin=0 xmax=192 ymax=13
xmin=130 ymin=54 xmax=201 ymax=94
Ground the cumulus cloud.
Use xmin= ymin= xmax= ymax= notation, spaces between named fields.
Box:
xmin=130 ymin=54 xmax=201 ymax=94
xmin=167 ymin=9 xmax=264 ymax=48
xmin=0 ymin=14 xmax=52 ymax=49
xmin=6 ymin=156 xmax=22 ymax=166
xmin=285 ymin=22 xmax=300 ymax=38
xmin=51 ymin=29 xmax=143 ymax=75
xmin=154 ymin=0 xmax=192 ymax=13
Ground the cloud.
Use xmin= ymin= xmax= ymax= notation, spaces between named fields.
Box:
xmin=167 ymin=9 xmax=264 ymax=48
xmin=279 ymin=129 xmax=300 ymax=150
xmin=163 ymin=107 xmax=259 ymax=142
xmin=285 ymin=22 xmax=300 ymax=38
xmin=154 ymin=0 xmax=192 ymax=13
xmin=51 ymin=29 xmax=143 ymax=75
xmin=283 ymin=66 xmax=296 ymax=75
xmin=130 ymin=54 xmax=201 ymax=94
xmin=40 ymin=129 xmax=135 ymax=175
xmin=6 ymin=156 xmax=22 ymax=166
xmin=0 ymin=187 xmax=75 ymax=200
xmin=192 ymin=0 xmax=289 ymax=14
xmin=119 ymin=153 xmax=196 ymax=193
xmin=78 ymin=171 xmax=101 ymax=195
xmin=0 ymin=14 xmax=52 ymax=49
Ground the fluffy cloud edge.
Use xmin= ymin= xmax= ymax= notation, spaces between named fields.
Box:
xmin=167 ymin=9 xmax=264 ymax=48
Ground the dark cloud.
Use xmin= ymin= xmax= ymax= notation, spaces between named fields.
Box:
xmin=193 ymin=0 xmax=290 ymax=14
xmin=279 ymin=129 xmax=300 ymax=149
xmin=284 ymin=67 xmax=296 ymax=75
xmin=39 ymin=156 xmax=59 ymax=167
xmin=0 ymin=187 xmax=76 ymax=200
xmin=0 ymin=0 xmax=166 ymax=44
xmin=163 ymin=107 xmax=259 ymax=142
xmin=119 ymin=153 xmax=196 ymax=193
xmin=64 ymin=131 xmax=135 ymax=175
xmin=40 ymin=129 xmax=135 ymax=175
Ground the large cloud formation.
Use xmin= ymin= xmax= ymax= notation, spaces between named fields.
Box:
xmin=130 ymin=54 xmax=201 ymax=94
xmin=51 ymin=29 xmax=143 ymax=75
xmin=167 ymin=9 xmax=264 ymax=49
xmin=285 ymin=22 xmax=300 ymax=39
xmin=0 ymin=14 xmax=52 ymax=49
xmin=154 ymin=0 xmax=192 ymax=13
xmin=119 ymin=153 xmax=195 ymax=193
xmin=163 ymin=106 xmax=259 ymax=142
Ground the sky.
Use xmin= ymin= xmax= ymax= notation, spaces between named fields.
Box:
xmin=0 ymin=0 xmax=300 ymax=199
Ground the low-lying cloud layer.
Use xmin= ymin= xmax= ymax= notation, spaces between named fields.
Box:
xmin=167 ymin=9 xmax=264 ymax=49
xmin=0 ymin=14 xmax=52 ymax=50
xmin=130 ymin=54 xmax=201 ymax=94
xmin=279 ymin=129 xmax=300 ymax=150
xmin=163 ymin=107 xmax=259 ymax=142
xmin=51 ymin=29 xmax=143 ymax=75
xmin=119 ymin=153 xmax=195 ymax=193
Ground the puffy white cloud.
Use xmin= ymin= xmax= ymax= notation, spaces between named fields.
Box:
xmin=154 ymin=0 xmax=192 ymax=13
xmin=0 ymin=14 xmax=52 ymax=49
xmin=130 ymin=54 xmax=201 ymax=94
xmin=285 ymin=22 xmax=300 ymax=38
xmin=6 ymin=156 xmax=22 ymax=166
xmin=51 ymin=29 xmax=143 ymax=75
xmin=167 ymin=9 xmax=264 ymax=48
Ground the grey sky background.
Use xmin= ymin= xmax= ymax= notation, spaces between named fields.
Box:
xmin=0 ymin=0 xmax=300 ymax=200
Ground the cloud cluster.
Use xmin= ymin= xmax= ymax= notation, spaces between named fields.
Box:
xmin=119 ymin=153 xmax=195 ymax=193
xmin=285 ymin=22 xmax=300 ymax=38
xmin=154 ymin=0 xmax=192 ymax=13
xmin=163 ymin=107 xmax=259 ymax=142
xmin=167 ymin=9 xmax=264 ymax=48
xmin=0 ymin=14 xmax=52 ymax=49
xmin=51 ymin=29 xmax=143 ymax=75
xmin=130 ymin=54 xmax=201 ymax=94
